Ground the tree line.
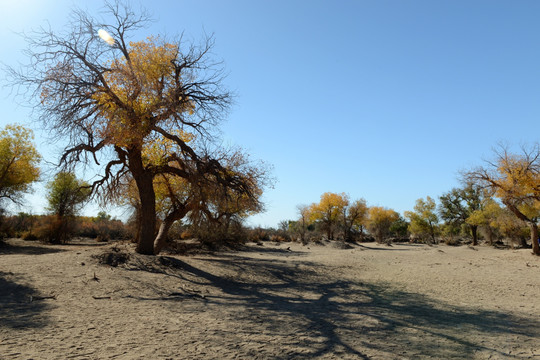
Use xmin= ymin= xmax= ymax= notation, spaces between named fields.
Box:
xmin=279 ymin=144 xmax=540 ymax=256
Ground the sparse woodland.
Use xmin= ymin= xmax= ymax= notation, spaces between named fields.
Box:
xmin=0 ymin=2 xmax=539 ymax=257
xmin=1 ymin=3 xmax=540 ymax=360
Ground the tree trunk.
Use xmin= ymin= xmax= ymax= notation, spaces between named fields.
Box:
xmin=471 ymin=225 xmax=478 ymax=246
xmin=529 ymin=222 xmax=540 ymax=255
xmin=503 ymin=201 xmax=540 ymax=255
xmin=482 ymin=225 xmax=494 ymax=246
xmin=429 ymin=224 xmax=435 ymax=244
xmin=129 ymin=149 xmax=157 ymax=255
xmin=132 ymin=203 xmax=142 ymax=244
xmin=300 ymin=219 xmax=306 ymax=244
xmin=136 ymin=177 xmax=156 ymax=255
xmin=153 ymin=205 xmax=192 ymax=254
xmin=153 ymin=217 xmax=174 ymax=255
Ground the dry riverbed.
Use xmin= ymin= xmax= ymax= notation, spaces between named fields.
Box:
xmin=1 ymin=238 xmax=539 ymax=359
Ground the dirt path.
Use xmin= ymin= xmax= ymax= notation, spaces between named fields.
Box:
xmin=1 ymin=239 xmax=539 ymax=359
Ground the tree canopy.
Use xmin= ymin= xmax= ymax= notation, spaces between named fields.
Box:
xmin=309 ymin=192 xmax=348 ymax=240
xmin=405 ymin=197 xmax=439 ymax=243
xmin=11 ymin=2 xmax=266 ymax=254
xmin=367 ymin=206 xmax=399 ymax=244
xmin=465 ymin=145 xmax=540 ymax=255
xmin=46 ymin=172 xmax=91 ymax=218
xmin=0 ymin=124 xmax=41 ymax=207
xmin=439 ymin=184 xmax=484 ymax=245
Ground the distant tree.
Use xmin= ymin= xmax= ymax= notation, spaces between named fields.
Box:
xmin=310 ymin=192 xmax=348 ymax=240
xmin=0 ymin=124 xmax=41 ymax=207
xmin=96 ymin=211 xmax=112 ymax=221
xmin=10 ymin=3 xmax=259 ymax=254
xmin=404 ymin=196 xmax=439 ymax=243
xmin=439 ymin=184 xmax=484 ymax=245
xmin=46 ymin=172 xmax=91 ymax=218
xmin=296 ymin=204 xmax=311 ymax=244
xmin=367 ymin=206 xmax=400 ymax=244
xmin=389 ymin=215 xmax=409 ymax=239
xmin=466 ymin=199 xmax=502 ymax=245
xmin=342 ymin=198 xmax=368 ymax=242
xmin=278 ymin=220 xmax=290 ymax=233
xmin=465 ymin=145 xmax=540 ymax=255
xmin=45 ymin=172 xmax=91 ymax=243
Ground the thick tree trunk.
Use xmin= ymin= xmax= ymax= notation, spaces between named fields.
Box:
xmin=529 ymin=222 xmax=540 ymax=255
xmin=471 ymin=225 xmax=478 ymax=246
xmin=136 ymin=176 xmax=156 ymax=255
xmin=129 ymin=149 xmax=157 ymax=255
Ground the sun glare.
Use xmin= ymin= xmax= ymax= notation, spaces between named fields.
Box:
xmin=98 ymin=29 xmax=115 ymax=46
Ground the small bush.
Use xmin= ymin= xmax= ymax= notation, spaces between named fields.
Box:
xmin=74 ymin=217 xmax=128 ymax=241
xmin=444 ymin=237 xmax=462 ymax=246
xmin=270 ymin=234 xmax=290 ymax=242
xmin=96 ymin=234 xmax=110 ymax=242
xmin=21 ymin=231 xmax=39 ymax=241
xmin=248 ymin=227 xmax=270 ymax=243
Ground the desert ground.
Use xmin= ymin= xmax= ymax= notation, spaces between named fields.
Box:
xmin=1 ymin=238 xmax=539 ymax=359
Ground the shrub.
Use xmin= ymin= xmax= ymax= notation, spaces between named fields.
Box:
xmin=270 ymin=234 xmax=290 ymax=242
xmin=21 ymin=231 xmax=39 ymax=241
xmin=247 ymin=227 xmax=271 ymax=243
xmin=74 ymin=216 xmax=128 ymax=241
xmin=443 ymin=237 xmax=462 ymax=246
xmin=34 ymin=215 xmax=74 ymax=244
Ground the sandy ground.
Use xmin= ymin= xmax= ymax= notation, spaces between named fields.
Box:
xmin=1 ymin=238 xmax=539 ymax=360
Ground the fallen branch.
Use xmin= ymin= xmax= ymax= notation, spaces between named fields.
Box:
xmin=92 ymin=295 xmax=112 ymax=300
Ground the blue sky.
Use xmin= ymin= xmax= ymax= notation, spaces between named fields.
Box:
xmin=1 ymin=1 xmax=540 ymax=227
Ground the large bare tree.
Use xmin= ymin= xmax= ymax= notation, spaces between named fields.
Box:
xmin=8 ymin=2 xmax=259 ymax=254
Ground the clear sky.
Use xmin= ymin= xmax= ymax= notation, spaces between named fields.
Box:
xmin=1 ymin=0 xmax=540 ymax=227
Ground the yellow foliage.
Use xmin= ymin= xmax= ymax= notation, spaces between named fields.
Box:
xmin=0 ymin=124 xmax=41 ymax=202
xmin=88 ymin=37 xmax=196 ymax=148
xmin=495 ymin=155 xmax=540 ymax=202
xmin=367 ymin=206 xmax=399 ymax=243
xmin=404 ymin=196 xmax=438 ymax=240
xmin=310 ymin=192 xmax=348 ymax=222
xmin=368 ymin=206 xmax=399 ymax=226
xmin=141 ymin=129 xmax=194 ymax=166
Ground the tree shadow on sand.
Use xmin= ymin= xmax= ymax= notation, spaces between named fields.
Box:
xmin=0 ymin=240 xmax=67 ymax=256
xmin=0 ymin=272 xmax=51 ymax=329
xmin=126 ymin=252 xmax=539 ymax=359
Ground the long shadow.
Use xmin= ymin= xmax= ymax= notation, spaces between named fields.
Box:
xmin=0 ymin=272 xmax=51 ymax=329
xmin=0 ymin=241 xmax=66 ymax=256
xmin=129 ymin=253 xmax=540 ymax=359
xmin=354 ymin=244 xmax=405 ymax=251
xmin=243 ymin=244 xmax=307 ymax=257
